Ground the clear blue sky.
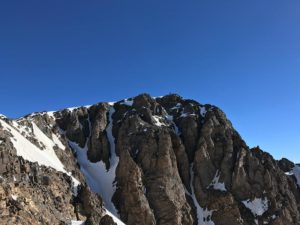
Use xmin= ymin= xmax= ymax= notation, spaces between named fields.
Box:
xmin=0 ymin=0 xmax=299 ymax=162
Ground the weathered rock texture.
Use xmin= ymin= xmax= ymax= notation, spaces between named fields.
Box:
xmin=0 ymin=93 xmax=299 ymax=225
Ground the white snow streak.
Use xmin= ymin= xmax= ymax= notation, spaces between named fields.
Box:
xmin=188 ymin=164 xmax=215 ymax=225
xmin=207 ymin=170 xmax=226 ymax=192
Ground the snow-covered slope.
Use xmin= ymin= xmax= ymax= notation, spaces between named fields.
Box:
xmin=0 ymin=117 xmax=80 ymax=194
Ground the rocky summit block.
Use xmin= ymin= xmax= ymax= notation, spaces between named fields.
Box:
xmin=0 ymin=93 xmax=299 ymax=225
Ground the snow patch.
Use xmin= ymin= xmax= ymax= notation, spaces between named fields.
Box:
xmin=11 ymin=194 xmax=18 ymax=200
xmin=286 ymin=165 xmax=300 ymax=187
xmin=242 ymin=197 xmax=269 ymax=216
xmin=71 ymin=221 xmax=85 ymax=225
xmin=165 ymin=114 xmax=180 ymax=135
xmin=200 ymin=106 xmax=207 ymax=117
xmin=170 ymin=103 xmax=182 ymax=110
xmin=46 ymin=111 xmax=55 ymax=118
xmin=180 ymin=112 xmax=197 ymax=118
xmin=152 ymin=115 xmax=166 ymax=127
xmin=207 ymin=170 xmax=226 ymax=191
xmin=152 ymin=114 xmax=180 ymax=131
xmin=121 ymin=99 xmax=133 ymax=106
xmin=67 ymin=105 xmax=92 ymax=112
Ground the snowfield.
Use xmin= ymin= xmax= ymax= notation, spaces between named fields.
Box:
xmin=285 ymin=165 xmax=300 ymax=187
xmin=242 ymin=197 xmax=269 ymax=216
xmin=0 ymin=118 xmax=80 ymax=195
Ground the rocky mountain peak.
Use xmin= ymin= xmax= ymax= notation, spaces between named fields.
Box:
xmin=0 ymin=93 xmax=299 ymax=225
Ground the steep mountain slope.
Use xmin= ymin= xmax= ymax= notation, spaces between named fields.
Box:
xmin=0 ymin=93 xmax=299 ymax=225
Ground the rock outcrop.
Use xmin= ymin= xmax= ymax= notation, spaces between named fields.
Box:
xmin=0 ymin=93 xmax=299 ymax=225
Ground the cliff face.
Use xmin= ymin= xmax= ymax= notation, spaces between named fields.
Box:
xmin=0 ymin=94 xmax=299 ymax=225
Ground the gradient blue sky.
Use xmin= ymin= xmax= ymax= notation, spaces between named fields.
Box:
xmin=0 ymin=0 xmax=299 ymax=162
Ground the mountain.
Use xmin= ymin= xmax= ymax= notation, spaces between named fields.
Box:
xmin=0 ymin=93 xmax=299 ymax=225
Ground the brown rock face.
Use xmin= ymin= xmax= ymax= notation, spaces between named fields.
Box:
xmin=0 ymin=93 xmax=299 ymax=225
xmin=0 ymin=144 xmax=105 ymax=225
